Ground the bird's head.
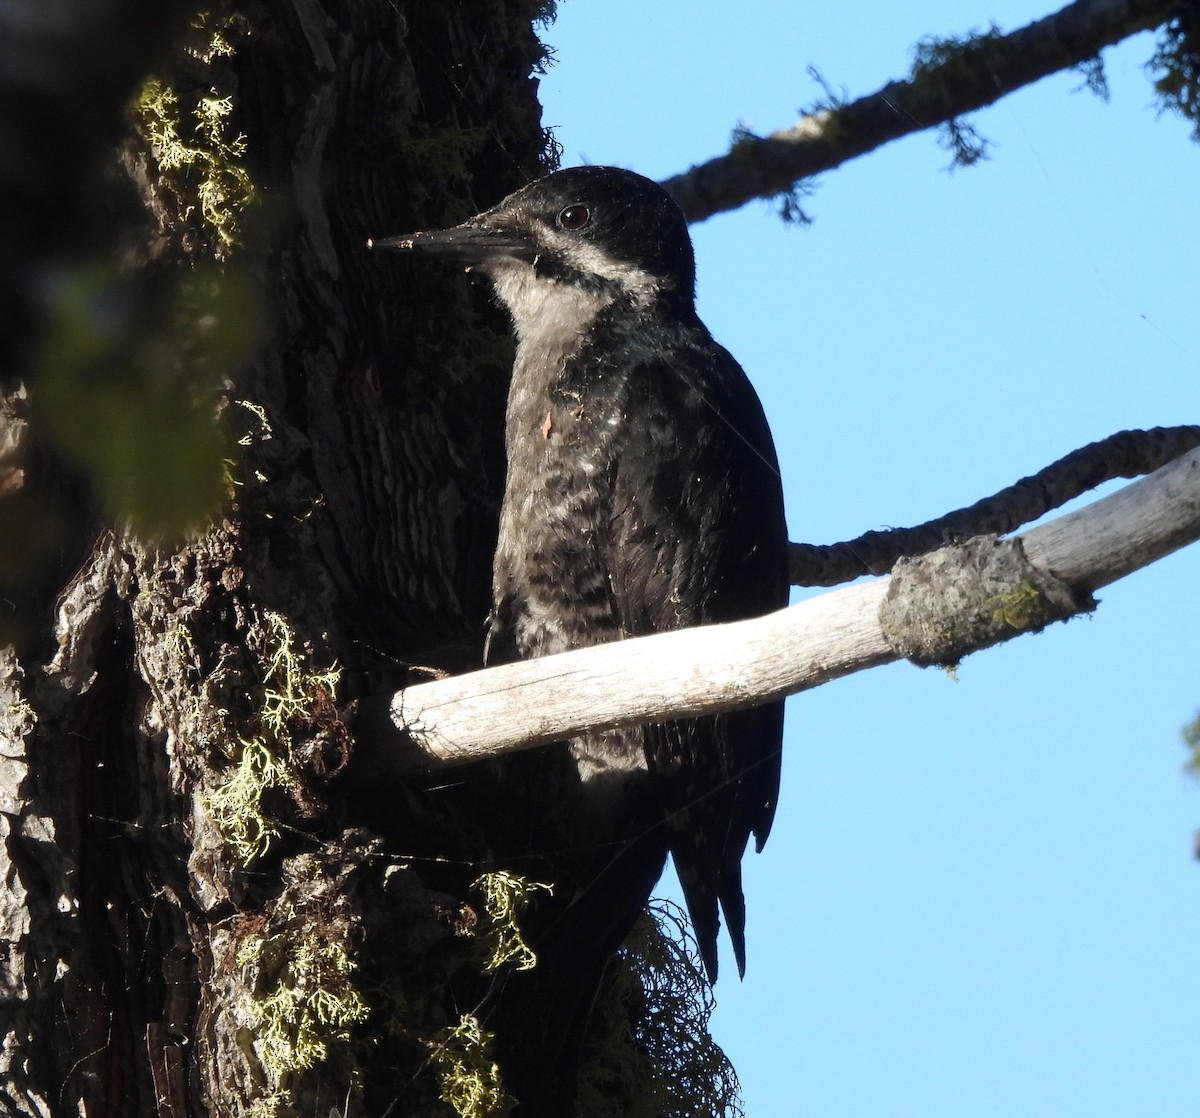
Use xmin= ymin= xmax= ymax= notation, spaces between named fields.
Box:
xmin=370 ymin=166 xmax=697 ymax=326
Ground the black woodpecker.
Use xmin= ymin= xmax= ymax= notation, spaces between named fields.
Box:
xmin=372 ymin=165 xmax=788 ymax=1110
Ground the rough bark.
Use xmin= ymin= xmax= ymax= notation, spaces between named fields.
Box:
xmin=1 ymin=2 xmax=553 ymax=1115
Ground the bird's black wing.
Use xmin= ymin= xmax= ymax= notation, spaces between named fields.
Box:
xmin=605 ymin=324 xmax=788 ymax=980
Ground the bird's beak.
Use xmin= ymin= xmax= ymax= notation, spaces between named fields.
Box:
xmin=367 ymin=219 xmax=535 ymax=266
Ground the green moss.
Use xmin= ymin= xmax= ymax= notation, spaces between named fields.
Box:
xmin=989 ymin=582 xmax=1046 ymax=631
xmin=401 ymin=126 xmax=495 ymax=184
xmin=431 ymin=1015 xmax=515 ymax=1118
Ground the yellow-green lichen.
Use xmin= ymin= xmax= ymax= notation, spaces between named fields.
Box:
xmin=6 ymin=695 xmax=36 ymax=727
xmin=431 ymin=1015 xmax=514 ymax=1118
xmin=472 ymin=871 xmax=552 ymax=973
xmin=239 ymin=933 xmax=369 ymax=1080
xmin=236 ymin=399 xmax=274 ymax=447
xmin=204 ymin=734 xmax=296 ymax=863
xmin=258 ymin=611 xmax=340 ymax=736
xmin=164 ymin=617 xmax=197 ymax=661
xmin=243 ymin=1090 xmax=289 ymax=1118
xmin=203 ymin=610 xmax=340 ymax=864
xmin=132 ymin=13 xmax=255 ymax=256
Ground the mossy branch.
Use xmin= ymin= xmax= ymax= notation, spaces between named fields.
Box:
xmin=663 ymin=0 xmax=1180 ymax=223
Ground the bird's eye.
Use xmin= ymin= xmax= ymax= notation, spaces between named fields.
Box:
xmin=557 ymin=204 xmax=591 ymax=231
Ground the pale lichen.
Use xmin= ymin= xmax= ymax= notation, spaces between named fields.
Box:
xmin=238 ymin=933 xmax=369 ymax=1079
xmin=203 ymin=610 xmax=340 ymax=864
xmin=131 ymin=14 xmax=255 ymax=256
xmin=431 ymin=1014 xmax=515 ymax=1118
xmin=1150 ymin=7 xmax=1200 ymax=140
xmin=472 ymin=870 xmax=552 ymax=973
xmin=578 ymin=900 xmax=744 ymax=1118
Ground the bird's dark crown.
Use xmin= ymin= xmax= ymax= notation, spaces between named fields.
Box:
xmin=480 ymin=166 xmax=697 ymax=302
xmin=370 ymin=166 xmax=699 ymax=341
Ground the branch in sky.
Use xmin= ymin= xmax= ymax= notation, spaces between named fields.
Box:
xmin=662 ymin=0 xmax=1178 ymax=223
xmin=789 ymin=425 xmax=1200 ymax=586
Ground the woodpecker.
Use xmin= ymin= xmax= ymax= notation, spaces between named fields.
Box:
xmin=372 ymin=165 xmax=787 ymax=1107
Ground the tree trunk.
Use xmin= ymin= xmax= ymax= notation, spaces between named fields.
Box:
xmin=1 ymin=2 xmax=557 ymax=1114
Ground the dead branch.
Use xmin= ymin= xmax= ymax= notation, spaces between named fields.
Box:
xmin=351 ymin=446 xmax=1200 ymax=777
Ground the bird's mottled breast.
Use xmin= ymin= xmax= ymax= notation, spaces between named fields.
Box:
xmin=491 ymin=285 xmax=629 ymax=662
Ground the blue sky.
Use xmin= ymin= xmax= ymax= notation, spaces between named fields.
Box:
xmin=537 ymin=2 xmax=1200 ymax=1115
